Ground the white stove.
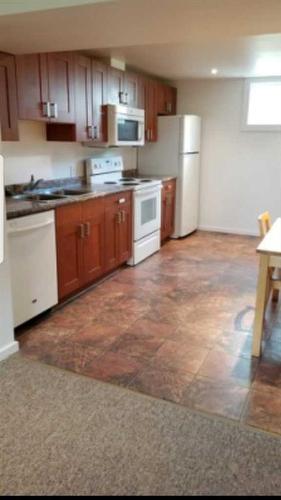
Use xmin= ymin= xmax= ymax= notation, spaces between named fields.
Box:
xmin=86 ymin=157 xmax=162 ymax=266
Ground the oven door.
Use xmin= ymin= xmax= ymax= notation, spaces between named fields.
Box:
xmin=134 ymin=186 xmax=162 ymax=241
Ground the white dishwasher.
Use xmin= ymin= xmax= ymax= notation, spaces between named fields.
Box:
xmin=7 ymin=210 xmax=58 ymax=327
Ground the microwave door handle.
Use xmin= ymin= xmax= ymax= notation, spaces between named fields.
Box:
xmin=138 ymin=123 xmax=144 ymax=141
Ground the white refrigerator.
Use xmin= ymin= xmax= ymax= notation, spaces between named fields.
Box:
xmin=0 ymin=154 xmax=18 ymax=361
xmin=139 ymin=115 xmax=201 ymax=238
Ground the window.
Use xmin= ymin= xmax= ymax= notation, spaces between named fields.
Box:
xmin=243 ymin=78 xmax=281 ymax=130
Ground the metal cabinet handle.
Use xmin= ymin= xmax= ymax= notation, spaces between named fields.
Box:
xmin=42 ymin=102 xmax=51 ymax=118
xmin=116 ymin=211 xmax=122 ymax=224
xmin=79 ymin=224 xmax=85 ymax=239
xmin=87 ymin=126 xmax=93 ymax=139
xmin=50 ymin=103 xmax=58 ymax=119
xmin=85 ymin=222 xmax=91 ymax=237
xmin=122 ymin=210 xmax=126 ymax=223
xmin=93 ymin=126 xmax=98 ymax=140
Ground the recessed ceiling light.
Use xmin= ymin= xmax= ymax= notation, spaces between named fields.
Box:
xmin=211 ymin=68 xmax=218 ymax=75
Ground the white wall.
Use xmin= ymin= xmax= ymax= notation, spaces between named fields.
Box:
xmin=2 ymin=121 xmax=137 ymax=185
xmin=175 ymin=78 xmax=281 ymax=236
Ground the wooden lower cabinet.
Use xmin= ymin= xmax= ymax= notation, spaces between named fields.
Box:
xmin=56 ymin=192 xmax=132 ymax=301
xmin=161 ymin=179 xmax=176 ymax=242
xmin=56 ymin=203 xmax=84 ymax=300
xmin=82 ymin=198 xmax=105 ymax=284
xmin=104 ymin=192 xmax=132 ymax=272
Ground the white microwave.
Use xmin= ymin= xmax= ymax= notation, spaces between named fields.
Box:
xmin=106 ymin=104 xmax=145 ymax=147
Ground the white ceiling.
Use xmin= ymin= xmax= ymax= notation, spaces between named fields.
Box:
xmin=0 ymin=0 xmax=110 ymax=16
xmin=1 ymin=0 xmax=281 ymax=79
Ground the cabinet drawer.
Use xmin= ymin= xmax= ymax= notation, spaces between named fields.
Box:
xmin=82 ymin=197 xmax=105 ymax=218
xmin=163 ymin=179 xmax=176 ymax=192
xmin=56 ymin=202 xmax=82 ymax=227
xmin=105 ymin=191 xmax=132 ymax=209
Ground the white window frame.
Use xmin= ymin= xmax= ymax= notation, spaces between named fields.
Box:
xmin=242 ymin=77 xmax=281 ymax=132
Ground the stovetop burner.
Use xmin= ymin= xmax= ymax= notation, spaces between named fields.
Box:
xmin=121 ymin=177 xmax=136 ymax=181
xmin=104 ymin=181 xmax=118 ymax=185
xmin=120 ymin=181 xmax=139 ymax=186
xmin=140 ymin=179 xmax=153 ymax=183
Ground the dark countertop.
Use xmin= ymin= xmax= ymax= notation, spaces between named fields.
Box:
xmin=138 ymin=174 xmax=177 ymax=182
xmin=6 ymin=183 xmax=134 ymax=220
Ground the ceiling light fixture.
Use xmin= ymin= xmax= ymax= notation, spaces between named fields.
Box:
xmin=211 ymin=68 xmax=218 ymax=75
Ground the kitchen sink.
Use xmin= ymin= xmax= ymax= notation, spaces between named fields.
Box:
xmin=52 ymin=188 xmax=93 ymax=196
xmin=12 ymin=193 xmax=68 ymax=202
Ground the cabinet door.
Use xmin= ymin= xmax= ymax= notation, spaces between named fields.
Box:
xmin=104 ymin=199 xmax=120 ymax=273
xmin=108 ymin=67 xmax=124 ymax=105
xmin=124 ymin=71 xmax=138 ymax=108
xmin=137 ymin=75 xmax=146 ymax=110
xmin=48 ymin=52 xmax=75 ymax=123
xmin=74 ymin=55 xmax=93 ymax=142
xmin=0 ymin=53 xmax=19 ymax=141
xmin=82 ymin=198 xmax=105 ymax=284
xmin=158 ymin=84 xmax=177 ymax=115
xmin=92 ymin=60 xmax=108 ymax=142
xmin=166 ymin=86 xmax=177 ymax=115
xmin=118 ymin=198 xmax=132 ymax=264
xmin=161 ymin=187 xmax=167 ymax=241
xmin=15 ymin=53 xmax=48 ymax=121
xmin=161 ymin=180 xmax=176 ymax=241
xmin=56 ymin=203 xmax=84 ymax=300
xmin=145 ymin=79 xmax=158 ymax=142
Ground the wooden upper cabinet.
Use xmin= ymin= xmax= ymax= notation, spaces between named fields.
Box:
xmin=16 ymin=52 xmax=75 ymax=124
xmin=0 ymin=53 xmax=19 ymax=141
xmin=157 ymin=82 xmax=177 ymax=115
xmin=91 ymin=60 xmax=108 ymax=143
xmin=16 ymin=54 xmax=47 ymax=121
xmin=47 ymin=52 xmax=75 ymax=123
xmin=145 ymin=78 xmax=158 ymax=142
xmin=108 ymin=67 xmax=124 ymax=105
xmin=137 ymin=75 xmax=146 ymax=110
xmin=124 ymin=71 xmax=138 ymax=108
xmin=74 ymin=54 xmax=93 ymax=142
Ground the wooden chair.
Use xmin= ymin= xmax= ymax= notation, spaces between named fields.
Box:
xmin=258 ymin=212 xmax=281 ymax=302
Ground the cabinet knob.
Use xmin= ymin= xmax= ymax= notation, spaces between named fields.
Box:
xmin=118 ymin=198 xmax=126 ymax=204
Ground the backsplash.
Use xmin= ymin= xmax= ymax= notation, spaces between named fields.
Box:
xmin=1 ymin=121 xmax=138 ymax=185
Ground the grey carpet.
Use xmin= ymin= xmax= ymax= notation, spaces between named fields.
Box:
xmin=1 ymin=354 xmax=281 ymax=496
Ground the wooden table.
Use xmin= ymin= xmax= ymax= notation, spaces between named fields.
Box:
xmin=252 ymin=217 xmax=281 ymax=357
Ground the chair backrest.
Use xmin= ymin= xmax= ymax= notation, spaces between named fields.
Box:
xmin=258 ymin=211 xmax=272 ymax=238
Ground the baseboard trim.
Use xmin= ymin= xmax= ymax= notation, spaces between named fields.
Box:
xmin=0 ymin=341 xmax=19 ymax=362
xmin=198 ymin=225 xmax=259 ymax=237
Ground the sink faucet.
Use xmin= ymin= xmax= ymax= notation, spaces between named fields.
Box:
xmin=26 ymin=174 xmax=44 ymax=191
